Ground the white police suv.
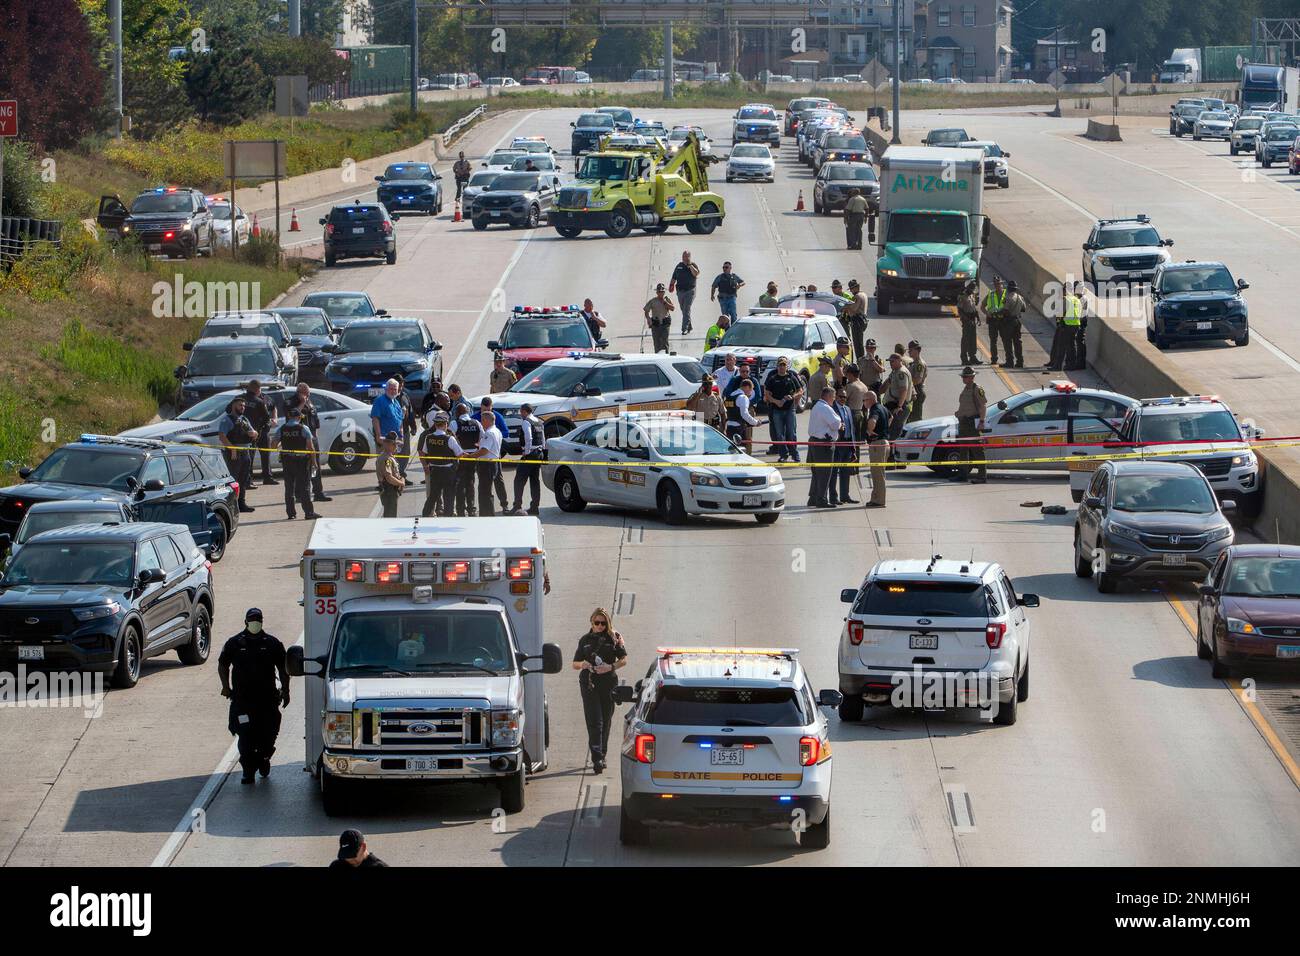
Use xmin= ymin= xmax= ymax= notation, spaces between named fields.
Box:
xmin=543 ymin=411 xmax=784 ymax=524
xmin=614 ymin=646 xmax=840 ymax=848
xmin=1080 ymin=215 xmax=1174 ymax=287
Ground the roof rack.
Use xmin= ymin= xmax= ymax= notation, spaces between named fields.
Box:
xmin=76 ymin=434 xmax=167 ymax=449
xmin=656 ymin=647 xmax=799 ymax=658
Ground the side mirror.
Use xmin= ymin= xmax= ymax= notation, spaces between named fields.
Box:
xmin=487 ymin=340 xmax=500 ymax=351
xmin=1083 ymin=494 xmax=1103 ymax=510
xmin=289 ymin=337 xmax=303 ymax=347
xmin=374 ymin=175 xmax=385 ymax=182
xmin=138 ymin=567 xmax=165 ymax=586
xmin=626 ymin=446 xmax=649 ymax=460
xmin=1198 ymin=583 xmax=1217 ymax=597
xmin=375 ymin=309 xmax=388 ymax=317
xmin=1020 ymin=593 xmax=1040 ymax=608
xmin=286 ymin=644 xmax=327 ymax=677
xmin=17 ymin=467 xmax=31 ymax=479
xmin=840 ymin=587 xmax=857 ymax=604
xmin=1220 ymin=499 xmax=1238 ymax=513
xmin=570 ymin=121 xmax=576 ymax=127
xmin=818 ymin=689 xmax=844 ymax=708
xmin=613 ymin=684 xmax=636 ymax=704
xmin=1164 ymin=238 xmax=1174 ymax=246
xmin=0 ymin=534 xmax=11 ymax=552
xmin=981 ymin=218 xmax=991 ymax=244
xmin=582 ymin=387 xmax=601 ymax=397
xmin=181 ymin=342 xmax=193 ymax=351
xmin=143 ymin=478 xmax=165 ymax=493
xmin=1237 ymin=278 xmax=1250 ymax=290
xmin=595 ymin=339 xmax=609 ymax=349
xmin=1082 ymin=243 xmax=1093 ymax=251
xmin=811 ymin=341 xmax=825 ymax=351
xmin=318 ymin=218 xmax=327 ymax=225
xmin=429 ymin=342 xmax=442 ymax=352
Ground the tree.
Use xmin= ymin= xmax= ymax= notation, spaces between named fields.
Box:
xmin=0 ymin=0 xmax=106 ymax=149
xmin=254 ymin=34 xmax=351 ymax=86
xmin=185 ymin=34 xmax=270 ymax=125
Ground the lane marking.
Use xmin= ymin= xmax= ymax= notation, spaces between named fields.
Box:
xmin=614 ymin=591 xmax=636 ymax=616
xmin=579 ymin=782 xmax=607 ymax=823
xmin=873 ymin=527 xmax=893 ymax=548
xmin=1162 ymin=593 xmax=1300 ymax=791
xmin=151 ymin=631 xmax=305 ymax=867
xmin=944 ymin=783 xmax=976 ymax=833
xmin=626 ymin=525 xmax=645 ymax=544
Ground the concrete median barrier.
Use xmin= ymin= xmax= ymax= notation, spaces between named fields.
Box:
xmin=1085 ymin=119 xmax=1123 ymax=141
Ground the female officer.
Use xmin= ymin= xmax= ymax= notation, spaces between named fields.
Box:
xmin=572 ymin=607 xmax=627 ymax=774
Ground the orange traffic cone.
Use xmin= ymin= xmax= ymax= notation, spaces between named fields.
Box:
xmin=289 ymin=208 xmax=300 ymax=232
xmin=795 ymin=190 xmax=805 ymax=211
xmin=251 ymin=213 xmax=261 ymax=238
xmin=453 ymin=200 xmax=463 ymax=223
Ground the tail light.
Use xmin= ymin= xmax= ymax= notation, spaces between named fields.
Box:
xmin=799 ymin=736 xmax=830 ymax=766
xmin=381 ymin=220 xmax=393 ymax=235
xmin=228 ymin=481 xmax=240 ymax=496
xmin=847 ymin=620 xmax=864 ymax=645
xmin=325 ymin=222 xmax=335 ymax=237
xmin=985 ymin=622 xmax=1007 ymax=649
xmin=634 ymin=733 xmax=655 ymax=763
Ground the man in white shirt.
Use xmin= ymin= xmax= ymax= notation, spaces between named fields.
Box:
xmin=806 ymin=387 xmax=843 ymax=509
xmin=726 ymin=377 xmax=761 ymax=454
xmin=465 ymin=410 xmax=504 ymax=516
xmin=509 ymin=403 xmax=547 ymax=516
xmin=714 ymin=353 xmax=739 ymax=396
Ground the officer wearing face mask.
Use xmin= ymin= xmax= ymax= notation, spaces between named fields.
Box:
xmin=218 ymin=608 xmax=290 ymax=785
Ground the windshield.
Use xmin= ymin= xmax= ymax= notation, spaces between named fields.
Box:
xmin=668 ymin=129 xmax=690 ymax=141
xmin=824 ymin=133 xmax=868 ymax=149
xmin=517 ymin=142 xmax=551 ymax=153
xmin=824 ymin=163 xmax=877 ymax=181
xmin=492 ymin=173 xmax=543 ymax=191
xmin=1224 ymin=557 xmax=1300 ymax=598
xmin=1112 ymin=474 xmax=1216 ymax=513
xmin=508 ymin=156 xmax=552 ymax=171
xmin=648 ymin=685 xmax=807 ymax=727
xmin=645 ymin=423 xmax=739 ymax=457
xmin=510 ymin=363 xmax=590 ymax=395
xmin=17 ymin=510 xmax=123 ymax=544
xmin=1204 ymin=99 xmax=1226 ymax=109
xmin=301 ymin=294 xmax=374 ymax=318
xmin=27 ymin=448 xmax=144 ymax=490
xmin=203 ymin=320 xmax=284 ymax=344
xmin=276 ymin=310 xmax=330 ymax=336
xmin=578 ymin=114 xmax=614 ymax=128
xmin=209 ymin=203 xmax=233 ymax=220
xmin=731 ymin=145 xmax=770 ymax=158
xmin=852 ymin=580 xmax=990 ymax=617
xmin=1137 ymin=410 xmax=1241 ymax=443
xmin=384 ymin=164 xmax=433 ymax=180
xmin=502 ymin=320 xmax=590 ymax=349
xmin=468 ymin=172 xmax=500 ymax=188
xmin=2 ymin=542 xmax=136 ymax=587
xmin=1178 ymin=106 xmax=1202 ymax=117
xmin=338 ymin=325 xmax=424 ymax=353
xmin=738 ymin=108 xmax=776 ymax=120
xmin=721 ymin=322 xmax=806 ymax=349
xmin=792 ymin=98 xmax=828 ymax=111
xmin=488 ymin=151 xmax=525 ymax=166
xmin=928 ymin=129 xmax=968 ymax=143
xmin=579 ymin=156 xmax=631 ymax=181
xmin=1267 ymin=126 xmax=1298 ymax=140
xmin=187 ymin=346 xmax=276 ymax=376
xmin=130 ymin=192 xmax=191 ymax=214
xmin=888 ymin=212 xmax=969 ymax=245
xmin=635 ymin=124 xmax=667 ymax=136
xmin=600 ymin=108 xmax=633 ymax=123
xmin=971 ymin=143 xmax=1004 ymax=157
xmin=1097 ymin=227 xmax=1161 ymax=248
xmin=329 ymin=611 xmax=514 ymax=675
xmin=178 ymin=392 xmax=239 ymax=422
xmin=1158 ymin=267 xmax=1235 ymax=293
xmin=1236 ymin=118 xmax=1263 ymax=130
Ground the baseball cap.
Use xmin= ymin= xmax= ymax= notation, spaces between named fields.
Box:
xmin=383 ymin=430 xmax=400 ymax=443
xmin=961 ymin=366 xmax=976 ymax=377
xmin=337 ymin=829 xmax=364 ymax=861
xmin=655 ymin=282 xmax=666 ymax=291
xmin=836 ymin=335 xmax=850 ymax=345
xmin=245 ymin=608 xmax=263 ymax=622
xmin=865 ymin=338 xmax=877 ymax=348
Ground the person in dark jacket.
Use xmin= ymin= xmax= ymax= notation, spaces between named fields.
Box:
xmin=218 ymin=608 xmax=289 ymax=784
xmin=572 ymin=607 xmax=627 ymax=774
xmin=242 ymin=380 xmax=278 ymax=486
xmin=329 ymin=828 xmax=388 ymax=868
xmin=288 ymin=383 xmax=332 ymax=502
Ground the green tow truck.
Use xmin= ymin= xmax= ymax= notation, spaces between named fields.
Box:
xmin=551 ymin=132 xmax=725 ymax=238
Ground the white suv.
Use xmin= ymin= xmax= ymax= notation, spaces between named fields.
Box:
xmin=1081 ymin=215 xmax=1174 ymax=287
xmin=615 ymin=646 xmax=840 ymax=849
xmin=837 ymin=558 xmax=1039 ymax=726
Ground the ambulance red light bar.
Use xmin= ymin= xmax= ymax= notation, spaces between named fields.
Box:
xmin=344 ymin=561 xmax=365 ymax=582
xmin=508 ymin=556 xmax=534 ymax=579
xmin=375 ymin=561 xmax=403 ymax=584
xmin=443 ymin=561 xmax=470 ymax=583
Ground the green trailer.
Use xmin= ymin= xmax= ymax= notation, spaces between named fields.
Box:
xmin=1203 ymin=45 xmax=1283 ymax=83
xmin=339 ymin=45 xmax=411 ymax=94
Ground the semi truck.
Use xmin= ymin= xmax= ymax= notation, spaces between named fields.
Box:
xmin=1241 ymin=64 xmax=1300 ymax=113
xmin=550 ymin=131 xmax=724 ymax=238
xmin=1159 ymin=48 xmax=1201 ymax=84
xmin=288 ymin=517 xmax=563 ymax=816
xmin=872 ymin=146 xmax=987 ymax=315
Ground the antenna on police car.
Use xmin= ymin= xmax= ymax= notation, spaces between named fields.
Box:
xmin=411 ymin=516 xmax=419 ymax=540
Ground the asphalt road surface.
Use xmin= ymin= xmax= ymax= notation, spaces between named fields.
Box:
xmin=2 ymin=107 xmax=1297 ymax=868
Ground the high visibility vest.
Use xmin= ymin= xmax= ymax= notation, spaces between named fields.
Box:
xmin=1063 ymin=295 xmax=1082 ymax=326
xmin=984 ymin=290 xmax=1005 ymax=312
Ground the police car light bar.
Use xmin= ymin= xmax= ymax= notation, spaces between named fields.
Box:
xmin=657 ymin=646 xmax=800 ymax=658
xmin=1048 ymin=380 xmax=1079 ymax=393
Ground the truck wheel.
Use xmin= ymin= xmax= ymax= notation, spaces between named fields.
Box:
xmin=555 ymin=225 xmax=581 ymax=238
xmin=605 ymin=205 xmax=634 ymax=238
xmin=839 ymin=694 xmax=865 ymax=722
xmin=111 ymin=627 xmax=143 ymax=689
xmin=694 ymin=203 xmax=719 ymax=235
xmin=619 ymin=805 xmax=650 ymax=846
xmin=320 ymin=767 xmax=351 ymax=817
xmin=800 ymin=807 xmax=831 ymax=849
xmin=177 ymin=603 xmax=212 ymax=665
xmin=657 ymin=481 xmax=688 ymax=525
xmin=554 ymin=469 xmax=587 ymax=512
xmin=499 ymin=767 xmax=526 ymax=814
xmin=876 ymin=293 xmax=891 ymax=315
xmin=328 ymin=436 xmax=368 ymax=475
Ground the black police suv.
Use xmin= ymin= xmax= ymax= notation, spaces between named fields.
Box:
xmin=469 ymin=172 xmax=561 ymax=230
xmin=571 ymin=112 xmax=617 ymax=155
xmin=1146 ymin=260 xmax=1250 ymax=349
xmin=175 ymin=334 xmax=295 ymax=411
xmin=267 ymin=306 xmax=339 ymax=387
xmin=0 ymin=435 xmax=240 ymax=552
xmin=375 ymin=162 xmax=444 ymax=218
xmin=323 ymin=317 xmax=443 ymax=406
xmin=96 ymin=186 xmax=215 ymax=259
xmin=0 ymin=522 xmax=216 ymax=688
xmin=321 ymin=202 xmax=397 ymax=267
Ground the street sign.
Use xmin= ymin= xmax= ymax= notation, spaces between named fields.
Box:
xmin=1047 ymin=69 xmax=1066 ymax=90
xmin=0 ymin=101 xmax=17 ymax=138
xmin=274 ymin=76 xmax=309 ymax=118
xmin=1101 ymin=72 xmax=1126 ymax=97
xmin=862 ymin=58 xmax=890 ymax=88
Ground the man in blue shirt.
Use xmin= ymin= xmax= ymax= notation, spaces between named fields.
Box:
xmin=370 ymin=380 xmax=405 ymax=469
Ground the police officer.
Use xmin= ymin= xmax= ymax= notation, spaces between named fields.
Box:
xmin=952 ymin=366 xmax=988 ymax=484
xmin=844 ymin=187 xmax=869 ymax=250
xmin=376 ymin=431 xmax=406 ymax=517
xmin=906 ymin=340 xmax=928 ymax=423
xmin=957 ymin=281 xmax=981 ymax=366
xmin=1000 ymin=280 xmax=1027 ymax=368
xmin=844 ymin=280 xmax=869 ymax=362
xmin=982 ymin=277 xmax=1008 ymax=366
xmin=1048 ymin=282 xmax=1083 ymax=371
xmin=218 ymin=397 xmax=257 ymax=513
xmin=489 ymin=352 xmax=517 ymax=393
xmin=1069 ymin=280 xmax=1089 ymax=370
xmin=289 ymin=384 xmax=332 ymax=503
xmin=453 ymin=151 xmax=472 ymax=201
xmin=882 ymin=351 xmax=913 ymax=439
xmin=218 ymin=608 xmax=289 ymax=785
xmin=643 ymin=283 xmax=675 ymax=353
xmin=572 ymin=607 xmax=627 ymax=774
xmin=276 ymin=406 xmax=320 ymax=520
xmin=418 ymin=410 xmax=462 ymax=517
xmin=727 ymin=377 xmax=762 ymax=454
xmin=686 ymin=374 xmax=724 ymax=431
xmin=242 ymin=380 xmax=278 ymax=486
xmin=862 ymin=338 xmax=885 ymax=394
xmin=453 ymin=409 xmax=481 ymax=516
xmin=509 ymin=403 xmax=546 ymax=516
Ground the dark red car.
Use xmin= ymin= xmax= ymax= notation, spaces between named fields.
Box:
xmin=1196 ymin=544 xmax=1300 ymax=677
xmin=487 ymin=307 xmax=608 ymax=378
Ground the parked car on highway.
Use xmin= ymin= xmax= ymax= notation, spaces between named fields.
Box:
xmin=813 ymin=161 xmax=879 ymax=214
xmin=959 ymin=140 xmax=1011 ymax=187
xmin=667 ymin=126 xmax=711 ymax=155
xmin=702 ymin=310 xmax=846 ymax=407
xmin=921 ymin=127 xmax=971 ymax=146
xmin=1288 ymin=134 xmax=1300 ymax=174
xmin=596 ymin=106 xmax=636 ymax=130
xmin=484 ymin=76 xmax=519 ymax=87
xmin=1256 ymin=121 xmax=1300 ymax=166
xmin=726 ymin=143 xmax=775 ymax=182
xmin=428 ymin=72 xmax=469 ymax=90
xmin=264 ymin=306 xmax=338 ymax=387
xmin=323 ymin=317 xmax=443 ymax=407
xmin=469 ymin=171 xmax=562 ymax=230
xmin=205 ymin=195 xmax=249 ymax=249
xmin=487 ymin=305 xmax=608 ymax=377
xmin=1196 ymin=545 xmax=1300 ymax=678
xmin=1145 ymin=259 xmax=1249 ymax=348
xmin=175 ymin=335 xmax=294 ymax=411
xmin=785 ymin=96 xmax=831 ymax=134
xmin=197 ymin=312 xmax=300 ymax=382
xmin=299 ymin=290 xmax=386 ymax=330
xmin=0 ymin=499 xmax=131 ymax=564
xmin=810 ymin=128 xmax=871 ymax=170
xmin=319 ymin=202 xmax=396 ymax=267
xmin=374 ymin=162 xmax=444 ymax=217
xmin=1193 ymin=110 xmax=1234 ymax=141
xmin=1074 ymin=460 xmax=1235 ymax=594
xmin=482 ymin=149 xmax=528 ymax=172
xmin=1230 ymin=114 xmax=1264 ymax=154
xmin=96 ymin=186 xmax=215 ymax=258
xmin=509 ymin=153 xmax=560 ymax=173
xmin=571 ymin=111 xmax=617 ymax=155
xmin=732 ymin=104 xmax=781 ymax=146
xmin=1170 ymin=103 xmax=1204 ymax=137
xmin=575 ymin=71 xmax=592 ymax=84
xmin=462 ymin=170 xmax=501 ymax=205
xmin=1081 ymin=214 xmax=1173 ymax=287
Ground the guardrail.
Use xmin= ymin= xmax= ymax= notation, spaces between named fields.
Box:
xmin=0 ymin=217 xmax=63 ymax=268
xmin=444 ymin=105 xmax=487 ymax=143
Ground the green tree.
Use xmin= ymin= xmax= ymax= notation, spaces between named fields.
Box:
xmin=185 ymin=34 xmax=270 ymax=124
xmin=254 ymin=34 xmax=351 ymax=86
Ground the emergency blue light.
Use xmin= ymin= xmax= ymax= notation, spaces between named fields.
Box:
xmin=79 ymin=434 xmax=98 ymax=443
xmin=779 ymin=796 xmax=793 ymax=802
xmin=698 ymin=742 xmax=712 ymax=749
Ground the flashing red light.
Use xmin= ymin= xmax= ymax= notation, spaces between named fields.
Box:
xmin=344 ymin=561 xmax=365 ymax=582
xmin=985 ymin=622 xmax=1007 ymax=649
xmin=508 ymin=556 xmax=534 ymax=580
xmin=376 ymin=561 xmax=402 ymax=583
xmin=634 ymin=733 xmax=655 ymax=763
xmin=443 ymin=561 xmax=469 ymax=583
xmin=163 ymin=231 xmax=175 ymax=240
xmin=381 ymin=220 xmax=393 ymax=235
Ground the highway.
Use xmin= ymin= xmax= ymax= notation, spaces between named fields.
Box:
xmin=1 ymin=106 xmax=1298 ymax=868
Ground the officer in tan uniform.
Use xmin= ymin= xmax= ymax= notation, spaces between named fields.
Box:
xmin=906 ymin=340 xmax=928 ymax=423
xmin=952 ymin=367 xmax=988 ymax=484
xmin=843 ymin=188 xmax=869 ymax=249
xmin=807 ymin=355 xmax=834 ymax=406
xmin=998 ymin=281 xmax=1027 ymax=369
xmin=489 ymin=352 xmax=518 ymax=393
xmin=957 ymin=281 xmax=981 ymax=366
xmin=881 ymin=352 xmax=913 ymax=439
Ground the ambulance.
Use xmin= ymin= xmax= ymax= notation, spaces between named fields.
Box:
xmin=289 ymin=517 xmax=563 ymax=816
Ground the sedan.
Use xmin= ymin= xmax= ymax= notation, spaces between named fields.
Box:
xmin=1193 ymin=110 xmax=1233 ymax=141
xmin=726 ymin=144 xmax=775 ymax=182
xmin=485 ymin=76 xmax=520 ymax=88
xmin=1289 ymin=135 xmax=1300 ymax=174
xmin=206 ymin=197 xmax=250 ymax=249
xmin=1197 ymin=545 xmax=1300 ymax=677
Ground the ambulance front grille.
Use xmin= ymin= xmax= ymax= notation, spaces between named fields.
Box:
xmin=356 ymin=707 xmax=486 ymax=750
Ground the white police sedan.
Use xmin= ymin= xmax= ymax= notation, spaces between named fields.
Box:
xmin=542 ymin=411 xmax=785 ymax=524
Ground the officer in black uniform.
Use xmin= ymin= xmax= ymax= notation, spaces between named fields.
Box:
xmin=572 ymin=608 xmax=627 ymax=774
xmin=453 ymin=411 xmax=481 ymax=517
xmin=288 ymin=385 xmax=332 ymax=503
xmin=218 ymin=608 xmax=290 ymax=785
xmin=277 ymin=405 xmax=320 ymax=520
xmin=218 ymin=397 xmax=257 ymax=513
xmin=242 ymin=380 xmax=278 ymax=486
xmin=417 ymin=410 xmax=462 ymax=517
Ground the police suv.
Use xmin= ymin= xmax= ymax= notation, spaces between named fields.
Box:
xmin=702 ymin=309 xmax=847 ymax=408
xmin=1080 ymin=214 xmax=1174 ymax=287
xmin=475 ymin=352 xmax=706 ymax=454
xmin=488 ymin=306 xmax=608 ymax=378
xmin=542 ymin=411 xmax=784 ymax=525
xmin=614 ymin=646 xmax=840 ymax=848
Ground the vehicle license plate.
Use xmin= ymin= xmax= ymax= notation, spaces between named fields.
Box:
xmin=1162 ymin=554 xmax=1187 ymax=566
xmin=1196 ymin=321 xmax=1212 ymax=330
xmin=909 ymin=634 xmax=939 ymax=650
xmin=18 ymin=646 xmax=44 ymax=661
xmin=400 ymin=198 xmax=411 ymax=204
xmin=742 ymin=494 xmax=761 ymax=507
xmin=1276 ymin=646 xmax=1300 ymax=659
xmin=405 ymin=757 xmax=437 ymax=772
xmin=148 ymin=244 xmax=162 ymax=252
xmin=491 ymin=211 xmax=503 ymax=217
xmin=352 ymin=227 xmax=364 ymax=234
xmin=710 ymin=748 xmax=743 ymax=766
xmin=917 ymin=291 xmax=933 ymax=300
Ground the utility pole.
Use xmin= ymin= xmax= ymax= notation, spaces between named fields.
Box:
xmin=110 ymin=0 xmax=123 ymax=139
xmin=410 ymin=0 xmax=419 ymax=113
xmin=664 ymin=22 xmax=675 ymax=100
xmin=891 ymin=0 xmax=902 ymax=144
xmin=289 ymin=0 xmax=301 ymax=37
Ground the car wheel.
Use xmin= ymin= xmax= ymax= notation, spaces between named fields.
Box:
xmin=619 ymin=805 xmax=650 ymax=846
xmin=800 ymin=807 xmax=831 ymax=849
xmin=498 ymin=767 xmax=526 ymax=813
xmin=206 ymin=515 xmax=228 ymax=561
xmin=755 ymin=512 xmax=780 ymax=524
xmin=657 ymin=481 xmax=687 ymax=525
xmin=1196 ymin=616 xmax=1212 ymax=660
xmin=993 ymin=682 xmax=1018 ymax=725
xmin=693 ymin=203 xmax=719 ymax=236
xmin=111 ymin=626 xmax=143 ymax=689
xmin=1016 ymin=660 xmax=1030 ymax=702
xmin=178 ymin=603 xmax=212 ymax=665
xmin=324 ymin=251 xmax=336 ymax=267
xmin=526 ymin=205 xmax=540 ymax=229
xmin=1193 ymin=134 xmax=1201 ymax=141
xmin=726 ymin=175 xmax=735 ymax=183
xmin=876 ymin=293 xmax=891 ymax=315
xmin=605 ymin=204 xmax=634 ymax=238
xmin=838 ymin=693 xmax=865 ymax=721
xmin=813 ymin=195 xmax=821 ymax=213
xmin=328 ymin=436 xmax=369 ymax=475
xmin=1210 ymin=626 xmax=1231 ymax=679
xmin=554 ymin=469 xmax=586 ymax=512
xmin=472 ymin=218 xmax=489 ymax=231
xmin=320 ymin=765 xmax=351 ymax=817
xmin=1073 ymin=534 xmax=1093 ymax=578
xmin=1096 ymin=570 xmax=1117 ymax=594
xmin=555 ymin=225 xmax=581 ymax=238
xmin=386 ymin=248 xmax=397 ymax=265
xmin=1154 ymin=332 xmax=1169 ymax=349
xmin=1145 ymin=323 xmax=1155 ymax=343
xmin=1235 ymin=330 xmax=1250 ymax=347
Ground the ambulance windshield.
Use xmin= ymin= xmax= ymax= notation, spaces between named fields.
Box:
xmin=330 ymin=610 xmax=515 ymax=675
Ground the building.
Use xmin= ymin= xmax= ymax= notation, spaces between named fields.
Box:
xmin=1032 ymin=37 xmax=1106 ymax=79
xmin=915 ymin=0 xmax=1014 ymax=82
xmin=336 ymin=0 xmax=372 ymax=47
xmin=820 ymin=0 xmax=918 ymax=77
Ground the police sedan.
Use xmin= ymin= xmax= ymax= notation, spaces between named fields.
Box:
xmin=894 ymin=382 xmax=1137 ymax=474
xmin=542 ymin=412 xmax=784 ymax=525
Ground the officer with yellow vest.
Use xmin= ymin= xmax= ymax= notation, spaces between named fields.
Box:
xmin=982 ymin=277 xmax=1008 ymax=365
xmin=1047 ymin=281 xmax=1083 ymax=371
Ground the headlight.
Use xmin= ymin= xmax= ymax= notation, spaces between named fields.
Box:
xmin=1231 ymin=452 xmax=1256 ymax=467
xmin=880 ymin=268 xmax=899 ymax=277
xmin=909 ymin=428 xmax=933 ymax=439
xmin=1108 ymin=522 xmax=1142 ymax=541
xmin=491 ymin=708 xmax=523 ymax=748
xmin=690 ymin=473 xmax=723 ymax=487
xmin=402 ymin=361 xmax=427 ymax=373
xmin=73 ymin=602 xmax=121 ymax=622
xmin=121 ymin=224 xmax=131 ymax=233
xmin=333 ymin=365 xmax=351 ymax=375
xmin=1226 ymin=616 xmax=1257 ymax=635
xmin=1097 ymin=256 xmax=1113 ymax=266
xmin=952 ymin=271 xmax=970 ymax=279
xmin=1206 ymin=524 xmax=1234 ymax=543
xmin=324 ymin=711 xmax=353 ymax=747
xmin=182 ymin=219 xmax=193 ymax=231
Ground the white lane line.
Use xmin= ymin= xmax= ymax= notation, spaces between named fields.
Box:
xmin=579 ymin=782 xmax=607 ymax=823
xmin=944 ymin=783 xmax=976 ymax=834
xmin=873 ymin=527 xmax=893 ymax=549
xmin=151 ymin=631 xmax=305 ymax=867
